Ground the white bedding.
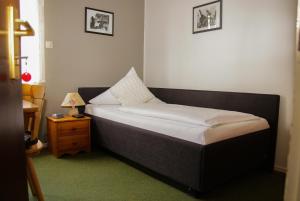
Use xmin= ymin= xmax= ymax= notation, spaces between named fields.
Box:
xmin=120 ymin=104 xmax=259 ymax=127
xmin=85 ymin=104 xmax=270 ymax=145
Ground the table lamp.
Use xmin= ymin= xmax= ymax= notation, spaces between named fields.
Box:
xmin=61 ymin=92 xmax=85 ymax=117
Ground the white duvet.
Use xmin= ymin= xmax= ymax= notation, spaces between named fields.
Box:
xmin=85 ymin=104 xmax=269 ymax=145
xmin=119 ymin=103 xmax=260 ymax=127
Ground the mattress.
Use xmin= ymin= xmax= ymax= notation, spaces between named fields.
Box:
xmin=85 ymin=104 xmax=270 ymax=145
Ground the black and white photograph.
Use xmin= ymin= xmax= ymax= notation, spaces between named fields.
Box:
xmin=193 ymin=0 xmax=222 ymax=34
xmin=85 ymin=7 xmax=114 ymax=36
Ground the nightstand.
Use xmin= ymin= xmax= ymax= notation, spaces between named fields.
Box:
xmin=47 ymin=116 xmax=91 ymax=157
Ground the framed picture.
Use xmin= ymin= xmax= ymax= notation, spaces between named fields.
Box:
xmin=85 ymin=7 xmax=114 ymax=36
xmin=193 ymin=0 xmax=222 ymax=34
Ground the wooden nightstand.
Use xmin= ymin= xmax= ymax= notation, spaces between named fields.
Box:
xmin=47 ymin=116 xmax=91 ymax=157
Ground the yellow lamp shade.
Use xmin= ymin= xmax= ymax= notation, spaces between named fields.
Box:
xmin=61 ymin=92 xmax=85 ymax=108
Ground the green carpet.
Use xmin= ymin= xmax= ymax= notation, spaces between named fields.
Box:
xmin=29 ymin=151 xmax=285 ymax=201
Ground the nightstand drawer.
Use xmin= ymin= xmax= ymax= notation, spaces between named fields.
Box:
xmin=58 ymin=135 xmax=89 ymax=152
xmin=58 ymin=121 xmax=89 ymax=136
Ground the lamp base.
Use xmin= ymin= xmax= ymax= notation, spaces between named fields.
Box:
xmin=68 ymin=107 xmax=79 ymax=116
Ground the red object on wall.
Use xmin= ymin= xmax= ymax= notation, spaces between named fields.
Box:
xmin=21 ymin=72 xmax=32 ymax=82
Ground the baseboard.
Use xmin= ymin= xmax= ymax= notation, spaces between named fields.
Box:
xmin=274 ymin=165 xmax=287 ymax=173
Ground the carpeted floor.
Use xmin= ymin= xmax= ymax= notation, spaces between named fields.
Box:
xmin=29 ymin=151 xmax=285 ymax=201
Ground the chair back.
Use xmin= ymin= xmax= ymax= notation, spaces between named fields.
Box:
xmin=22 ymin=84 xmax=45 ymax=139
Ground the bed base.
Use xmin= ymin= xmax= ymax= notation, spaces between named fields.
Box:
xmin=78 ymin=87 xmax=280 ymax=193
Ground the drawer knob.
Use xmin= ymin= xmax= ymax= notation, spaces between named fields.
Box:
xmin=72 ymin=142 xmax=78 ymax=146
xmin=71 ymin=128 xmax=77 ymax=131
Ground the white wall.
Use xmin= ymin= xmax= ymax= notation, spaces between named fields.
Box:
xmin=144 ymin=0 xmax=297 ymax=169
xmin=42 ymin=0 xmax=144 ymax=139
xmin=284 ymin=25 xmax=300 ymax=200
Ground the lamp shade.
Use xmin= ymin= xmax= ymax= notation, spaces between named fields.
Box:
xmin=61 ymin=92 xmax=85 ymax=107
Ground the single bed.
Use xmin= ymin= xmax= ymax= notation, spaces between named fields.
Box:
xmin=78 ymin=87 xmax=280 ymax=193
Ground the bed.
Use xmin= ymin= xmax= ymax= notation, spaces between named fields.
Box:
xmin=78 ymin=87 xmax=280 ymax=193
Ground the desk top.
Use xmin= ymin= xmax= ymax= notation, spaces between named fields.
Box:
xmin=23 ymin=100 xmax=39 ymax=113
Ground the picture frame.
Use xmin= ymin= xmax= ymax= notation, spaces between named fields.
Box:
xmin=85 ymin=7 xmax=114 ymax=36
xmin=193 ymin=0 xmax=222 ymax=34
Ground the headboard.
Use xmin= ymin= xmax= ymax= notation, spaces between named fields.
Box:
xmin=78 ymin=87 xmax=280 ymax=168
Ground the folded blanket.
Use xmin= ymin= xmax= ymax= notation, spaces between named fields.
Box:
xmin=119 ymin=103 xmax=260 ymax=127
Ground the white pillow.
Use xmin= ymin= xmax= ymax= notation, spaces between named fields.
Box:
xmin=89 ymin=89 xmax=121 ymax=105
xmin=110 ymin=68 xmax=155 ymax=106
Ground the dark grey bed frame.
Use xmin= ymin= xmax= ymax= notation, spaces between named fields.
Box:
xmin=78 ymin=87 xmax=280 ymax=193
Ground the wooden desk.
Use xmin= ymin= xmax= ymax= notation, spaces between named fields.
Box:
xmin=23 ymin=100 xmax=38 ymax=134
